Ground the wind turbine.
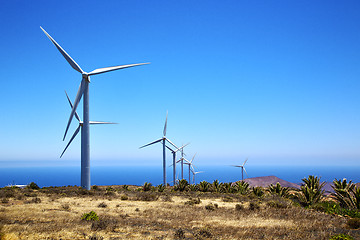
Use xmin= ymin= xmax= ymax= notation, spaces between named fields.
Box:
xmin=183 ymin=153 xmax=197 ymax=184
xmin=41 ymin=27 xmax=149 ymax=190
xmin=60 ymin=91 xmax=116 ymax=158
xmin=166 ymin=143 xmax=189 ymax=186
xmin=177 ymin=143 xmax=189 ymax=180
xmin=232 ymin=158 xmax=248 ymax=181
xmin=190 ymin=166 xmax=203 ymax=184
xmin=139 ymin=112 xmax=178 ymax=185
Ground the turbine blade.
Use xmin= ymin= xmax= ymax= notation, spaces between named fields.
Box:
xmin=60 ymin=125 xmax=81 ymax=158
xmin=89 ymin=121 xmax=117 ymax=124
xmin=191 ymin=153 xmax=197 ymax=163
xmin=231 ymin=165 xmax=241 ymax=167
xmin=165 ymin=138 xmax=178 ymax=149
xmin=243 ymin=167 xmax=249 ymax=178
xmin=174 ymin=142 xmax=190 ymax=153
xmin=163 ymin=111 xmax=168 ymax=136
xmin=139 ymin=138 xmax=163 ymax=149
xmin=88 ymin=62 xmax=150 ymax=76
xmin=243 ymin=158 xmax=248 ymax=166
xmin=63 ymin=79 xmax=85 ymax=141
xmin=65 ymin=91 xmax=81 ymax=122
xmin=40 ymin=27 xmax=83 ymax=74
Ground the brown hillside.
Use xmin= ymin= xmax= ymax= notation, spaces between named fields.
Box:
xmin=243 ymin=175 xmax=300 ymax=189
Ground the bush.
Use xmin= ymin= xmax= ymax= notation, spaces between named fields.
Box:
xmin=106 ymin=186 xmax=114 ymax=192
xmin=266 ymin=200 xmax=288 ymax=209
xmin=330 ymin=234 xmax=354 ymax=240
xmin=252 ymin=187 xmax=265 ymax=198
xmin=174 ymin=179 xmax=189 ymax=192
xmin=143 ymin=182 xmax=152 ymax=192
xmin=61 ymin=203 xmax=70 ymax=211
xmin=120 ymin=195 xmax=129 ymax=201
xmin=249 ymin=201 xmax=260 ymax=210
xmin=91 ymin=218 xmax=117 ymax=231
xmin=157 ymin=184 xmax=166 ymax=192
xmin=174 ymin=228 xmax=185 ymax=239
xmin=185 ymin=197 xmax=201 ymax=206
xmin=312 ymin=201 xmax=360 ymax=218
xmin=136 ymin=192 xmax=158 ymax=201
xmin=347 ymin=218 xmax=360 ymax=229
xmin=97 ymin=202 xmax=107 ymax=208
xmin=82 ymin=211 xmax=99 ymax=221
xmin=205 ymin=203 xmax=216 ymax=211
xmin=194 ymin=227 xmax=213 ymax=238
xmin=235 ymin=204 xmax=243 ymax=211
xmin=27 ymin=182 xmax=40 ymax=190
xmin=92 ymin=185 xmax=99 ymax=190
xmin=122 ymin=185 xmax=129 ymax=191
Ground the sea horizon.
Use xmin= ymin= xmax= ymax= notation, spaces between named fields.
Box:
xmin=1 ymin=164 xmax=359 ymax=188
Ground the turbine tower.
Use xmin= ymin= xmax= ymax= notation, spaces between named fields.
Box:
xmin=139 ymin=112 xmax=178 ymax=185
xmin=191 ymin=167 xmax=203 ymax=184
xmin=166 ymin=143 xmax=188 ymax=186
xmin=41 ymin=27 xmax=149 ymax=190
xmin=232 ymin=158 xmax=248 ymax=181
xmin=60 ymin=91 xmax=116 ymax=158
xmin=177 ymin=143 xmax=189 ymax=180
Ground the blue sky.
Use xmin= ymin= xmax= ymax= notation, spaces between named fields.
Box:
xmin=0 ymin=1 xmax=359 ymax=168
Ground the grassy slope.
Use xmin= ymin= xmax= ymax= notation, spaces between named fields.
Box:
xmin=0 ymin=186 xmax=359 ymax=240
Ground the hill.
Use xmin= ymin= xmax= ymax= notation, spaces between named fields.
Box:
xmin=243 ymin=175 xmax=300 ymax=189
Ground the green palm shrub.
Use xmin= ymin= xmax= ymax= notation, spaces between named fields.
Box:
xmin=198 ymin=181 xmax=210 ymax=192
xmin=188 ymin=184 xmax=199 ymax=192
xmin=156 ymin=184 xmax=166 ymax=192
xmin=330 ymin=233 xmax=354 ymax=240
xmin=142 ymin=182 xmax=152 ymax=192
xmin=220 ymin=182 xmax=234 ymax=193
xmin=252 ymin=187 xmax=265 ymax=198
xmin=268 ymin=182 xmax=290 ymax=198
xmin=174 ymin=179 xmax=189 ymax=192
xmin=298 ymin=175 xmax=325 ymax=207
xmin=234 ymin=181 xmax=250 ymax=195
xmin=332 ymin=178 xmax=360 ymax=210
xmin=27 ymin=182 xmax=40 ymax=190
xmin=212 ymin=180 xmax=221 ymax=192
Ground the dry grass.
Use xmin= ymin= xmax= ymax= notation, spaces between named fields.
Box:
xmin=0 ymin=186 xmax=359 ymax=239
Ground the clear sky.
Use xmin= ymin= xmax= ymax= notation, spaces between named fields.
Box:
xmin=0 ymin=1 xmax=359 ymax=168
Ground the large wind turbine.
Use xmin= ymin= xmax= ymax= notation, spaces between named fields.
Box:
xmin=41 ymin=27 xmax=149 ymax=190
xmin=232 ymin=158 xmax=248 ymax=181
xmin=166 ymin=143 xmax=189 ymax=185
xmin=60 ymin=91 xmax=116 ymax=158
xmin=139 ymin=112 xmax=178 ymax=185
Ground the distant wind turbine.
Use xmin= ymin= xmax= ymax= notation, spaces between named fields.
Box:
xmin=166 ymin=143 xmax=189 ymax=186
xmin=184 ymin=153 xmax=197 ymax=184
xmin=60 ymin=91 xmax=116 ymax=158
xmin=177 ymin=143 xmax=189 ymax=180
xmin=232 ymin=158 xmax=248 ymax=181
xmin=190 ymin=167 xmax=203 ymax=184
xmin=139 ymin=112 xmax=178 ymax=185
xmin=41 ymin=27 xmax=149 ymax=190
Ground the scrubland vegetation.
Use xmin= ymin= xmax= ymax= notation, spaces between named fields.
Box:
xmin=0 ymin=176 xmax=359 ymax=239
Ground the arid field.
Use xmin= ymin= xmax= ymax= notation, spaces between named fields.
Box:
xmin=0 ymin=184 xmax=359 ymax=240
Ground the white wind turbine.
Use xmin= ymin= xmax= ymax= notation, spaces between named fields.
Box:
xmin=183 ymin=153 xmax=196 ymax=184
xmin=139 ymin=112 xmax=178 ymax=185
xmin=232 ymin=158 xmax=248 ymax=181
xmin=190 ymin=166 xmax=203 ymax=184
xmin=60 ymin=91 xmax=116 ymax=158
xmin=41 ymin=27 xmax=149 ymax=190
xmin=166 ymin=143 xmax=189 ymax=186
xmin=177 ymin=143 xmax=189 ymax=180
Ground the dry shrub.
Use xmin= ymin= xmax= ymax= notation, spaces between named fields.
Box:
xmin=120 ymin=195 xmax=128 ymax=200
xmin=205 ymin=203 xmax=216 ymax=211
xmin=174 ymin=228 xmax=185 ymax=239
xmin=91 ymin=217 xmax=117 ymax=232
xmin=61 ymin=203 xmax=70 ymax=211
xmin=222 ymin=196 xmax=233 ymax=202
xmin=97 ymin=202 xmax=107 ymax=208
xmin=249 ymin=201 xmax=260 ymax=210
xmin=185 ymin=197 xmax=201 ymax=205
xmin=194 ymin=227 xmax=213 ymax=239
xmin=347 ymin=218 xmax=360 ymax=229
xmin=136 ymin=192 xmax=158 ymax=201
xmin=160 ymin=194 xmax=173 ymax=202
xmin=235 ymin=204 xmax=243 ymax=211
xmin=88 ymin=234 xmax=104 ymax=240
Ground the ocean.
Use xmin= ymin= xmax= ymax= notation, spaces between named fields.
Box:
xmin=1 ymin=165 xmax=359 ymax=188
